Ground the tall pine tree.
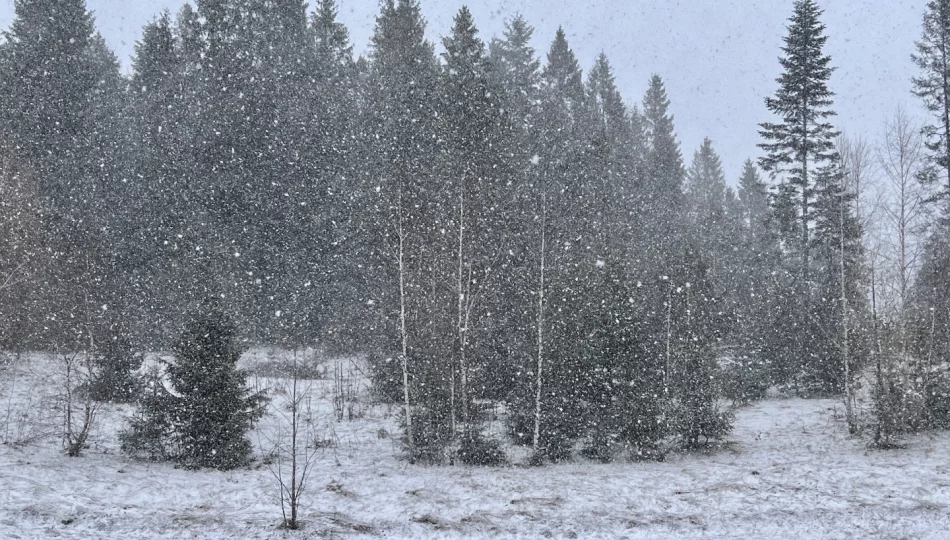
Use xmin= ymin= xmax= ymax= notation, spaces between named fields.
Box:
xmin=758 ymin=0 xmax=838 ymax=281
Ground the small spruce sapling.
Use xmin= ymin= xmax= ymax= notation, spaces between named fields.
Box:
xmin=121 ymin=303 xmax=267 ymax=469
xmin=168 ymin=305 xmax=267 ymax=469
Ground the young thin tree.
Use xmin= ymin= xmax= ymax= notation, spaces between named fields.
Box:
xmin=489 ymin=14 xmax=547 ymax=456
xmin=837 ymin=160 xmax=857 ymax=432
xmin=518 ymin=27 xmax=590 ymax=460
xmin=869 ymin=108 xmax=929 ymax=445
xmin=365 ymin=0 xmax=448 ymax=462
xmin=395 ymin=184 xmax=414 ymax=462
xmin=532 ymin=157 xmax=547 ymax=455
xmin=440 ymin=7 xmax=510 ymax=434
xmin=879 ymin=108 xmax=927 ymax=354
xmin=811 ymin=158 xmax=865 ymax=399
xmin=267 ymin=350 xmax=319 ymax=530
xmin=60 ymin=351 xmax=100 ymax=457
xmin=836 ymin=134 xmax=876 ymax=429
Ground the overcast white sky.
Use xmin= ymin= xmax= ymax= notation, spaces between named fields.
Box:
xmin=0 ymin=0 xmax=931 ymax=181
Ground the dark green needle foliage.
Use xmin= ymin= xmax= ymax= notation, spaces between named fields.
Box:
xmin=122 ymin=303 xmax=267 ymax=470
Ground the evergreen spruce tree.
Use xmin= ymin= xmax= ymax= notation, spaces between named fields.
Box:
xmin=0 ymin=0 xmax=122 ymax=347
xmin=913 ymin=0 xmax=950 ymax=199
xmin=580 ymin=261 xmax=665 ymax=462
xmin=584 ymin=53 xmax=636 ymax=259
xmin=364 ymin=0 xmax=448 ymax=463
xmin=175 ymin=4 xmax=203 ymax=65
xmin=484 ymin=15 xmax=541 ymax=417
xmin=576 ymin=54 xmax=662 ymax=460
xmin=685 ymin=138 xmax=737 ymax=335
xmin=809 ymin=160 xmax=866 ymax=394
xmin=305 ymin=0 xmax=363 ymax=351
xmin=665 ymin=249 xmax=734 ymax=449
xmin=124 ymin=12 xmax=190 ymax=344
xmin=640 ymin=74 xmax=689 ymax=411
xmin=122 ymin=304 xmax=267 ymax=469
xmin=911 ymin=210 xmax=950 ymax=428
xmin=542 ymin=28 xmax=587 ymax=109
xmin=169 ymin=305 xmax=266 ymax=469
xmin=87 ymin=328 xmax=140 ymax=403
xmin=687 ymin=139 xmax=728 ymax=227
xmin=518 ymin=28 xmax=591 ymax=461
xmin=762 ymin=178 xmax=806 ymax=391
xmin=643 ymin=75 xmax=686 ymax=214
xmin=758 ymin=0 xmax=839 ymax=280
xmin=238 ymin=0 xmax=312 ymax=343
xmin=641 ymin=75 xmax=687 ymax=286
xmin=489 ymin=15 xmax=541 ymax=136
xmin=911 ymin=1 xmax=950 ymax=431
xmin=120 ymin=367 xmax=177 ymax=461
xmin=440 ymin=7 xmax=512 ymax=452
xmin=758 ymin=0 xmax=842 ymax=393
xmin=738 ymin=160 xmax=771 ymax=242
xmin=728 ymin=160 xmax=778 ymax=401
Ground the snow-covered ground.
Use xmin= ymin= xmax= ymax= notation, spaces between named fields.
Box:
xmin=2 ymin=351 xmax=949 ymax=539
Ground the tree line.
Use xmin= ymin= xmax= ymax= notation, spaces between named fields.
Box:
xmin=1 ymin=0 xmax=949 ymax=462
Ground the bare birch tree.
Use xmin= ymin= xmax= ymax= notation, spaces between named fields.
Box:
xmin=879 ymin=108 xmax=928 ymax=343
xmin=532 ymin=158 xmax=547 ymax=455
xmin=389 ymin=185 xmax=414 ymax=461
xmin=837 ymin=133 xmax=876 ymax=433
xmin=867 ymin=108 xmax=929 ymax=446
xmin=60 ymin=350 xmax=100 ymax=457
xmin=266 ymin=350 xmax=319 ymax=530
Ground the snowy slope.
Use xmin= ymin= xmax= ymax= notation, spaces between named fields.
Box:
xmin=1 ymin=352 xmax=949 ymax=539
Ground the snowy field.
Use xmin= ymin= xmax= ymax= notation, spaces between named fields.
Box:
xmin=2 ymin=351 xmax=949 ymax=539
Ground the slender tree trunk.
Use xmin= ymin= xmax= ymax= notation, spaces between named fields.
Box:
xmin=898 ymin=174 xmax=909 ymax=365
xmin=872 ymin=263 xmax=882 ymax=375
xmin=881 ymin=106 xmax=924 ymax=394
xmin=289 ymin=352 xmax=299 ymax=528
xmin=840 ymin=182 xmax=855 ymax=433
xmin=533 ymin=184 xmax=547 ymax=453
xmin=685 ymin=283 xmax=691 ymax=329
xmin=802 ymin=123 xmax=810 ymax=283
xmin=928 ymin=303 xmax=937 ymax=377
xmin=272 ymin=350 xmax=317 ymax=529
xmin=453 ymin=170 xmax=466 ymax=435
xmin=871 ymin=263 xmax=884 ymax=359
xmin=665 ymin=279 xmax=673 ymax=399
xmin=871 ymin=265 xmax=886 ymax=446
xmin=449 ymin=351 xmax=456 ymax=442
xmin=63 ymin=352 xmax=72 ymax=451
xmin=397 ymin=189 xmax=414 ymax=463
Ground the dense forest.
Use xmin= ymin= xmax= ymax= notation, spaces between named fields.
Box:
xmin=1 ymin=0 xmax=950 ymax=465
